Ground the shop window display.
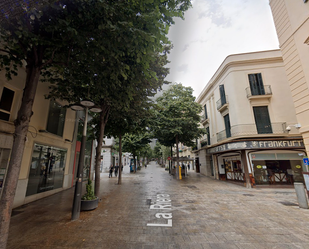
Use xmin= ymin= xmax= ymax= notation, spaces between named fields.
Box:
xmin=252 ymin=158 xmax=303 ymax=185
xmin=26 ymin=143 xmax=67 ymax=196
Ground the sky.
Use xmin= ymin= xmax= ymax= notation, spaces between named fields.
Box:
xmin=165 ymin=0 xmax=280 ymax=98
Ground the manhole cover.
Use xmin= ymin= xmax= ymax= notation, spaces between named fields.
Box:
xmin=243 ymin=194 xmax=254 ymax=196
xmin=279 ymin=201 xmax=298 ymax=206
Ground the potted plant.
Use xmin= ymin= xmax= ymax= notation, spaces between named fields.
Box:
xmin=80 ymin=179 xmax=99 ymax=211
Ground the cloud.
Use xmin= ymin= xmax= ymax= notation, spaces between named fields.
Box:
xmin=177 ymin=64 xmax=188 ymax=73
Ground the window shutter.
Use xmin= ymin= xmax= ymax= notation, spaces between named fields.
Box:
xmin=257 ymin=73 xmax=265 ymax=94
xmin=219 ymin=85 xmax=226 ymax=105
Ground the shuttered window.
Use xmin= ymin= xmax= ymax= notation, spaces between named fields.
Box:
xmin=224 ymin=114 xmax=231 ymax=138
xmin=248 ymin=73 xmax=265 ymax=95
xmin=206 ymin=126 xmax=210 ymax=145
xmin=253 ymin=106 xmax=272 ymax=134
xmin=204 ymin=104 xmax=207 ymax=119
xmin=219 ymin=85 xmax=226 ymax=105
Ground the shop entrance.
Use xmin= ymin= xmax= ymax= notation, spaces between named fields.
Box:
xmin=253 ymin=159 xmax=303 ymax=185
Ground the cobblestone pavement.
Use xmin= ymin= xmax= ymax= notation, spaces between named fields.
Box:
xmin=7 ymin=162 xmax=309 ymax=249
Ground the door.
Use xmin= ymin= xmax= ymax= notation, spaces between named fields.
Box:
xmin=219 ymin=85 xmax=226 ymax=105
xmin=224 ymin=114 xmax=231 ymax=138
xmin=249 ymin=73 xmax=265 ymax=95
xmin=253 ymin=106 xmax=272 ymax=134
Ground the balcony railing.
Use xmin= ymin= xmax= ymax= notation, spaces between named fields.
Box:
xmin=245 ymin=85 xmax=272 ymax=98
xmin=216 ymin=122 xmax=287 ymax=142
xmin=216 ymin=95 xmax=228 ymax=111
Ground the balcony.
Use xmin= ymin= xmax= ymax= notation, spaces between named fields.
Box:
xmin=201 ymin=116 xmax=209 ymax=126
xmin=246 ymin=85 xmax=272 ymax=99
xmin=216 ymin=95 xmax=228 ymax=113
xmin=216 ymin=122 xmax=288 ymax=142
xmin=200 ymin=140 xmax=208 ymax=148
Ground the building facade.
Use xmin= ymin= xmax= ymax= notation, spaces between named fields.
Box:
xmin=195 ymin=50 xmax=306 ymax=187
xmin=269 ymin=0 xmax=309 ymax=186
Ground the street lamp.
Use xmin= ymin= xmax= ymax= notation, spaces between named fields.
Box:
xmin=71 ymin=99 xmax=102 ymax=220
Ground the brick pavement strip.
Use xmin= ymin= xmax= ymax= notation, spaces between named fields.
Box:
xmin=7 ymin=161 xmax=309 ymax=249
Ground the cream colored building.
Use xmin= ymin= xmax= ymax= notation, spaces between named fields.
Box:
xmin=269 ymin=0 xmax=309 ymax=171
xmin=0 ymin=68 xmax=80 ymax=208
xmin=196 ymin=50 xmax=306 ymax=188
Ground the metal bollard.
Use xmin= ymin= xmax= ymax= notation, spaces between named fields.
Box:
xmin=294 ymin=183 xmax=309 ymax=209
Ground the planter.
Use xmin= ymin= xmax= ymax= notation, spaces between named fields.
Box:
xmin=81 ymin=197 xmax=99 ymax=211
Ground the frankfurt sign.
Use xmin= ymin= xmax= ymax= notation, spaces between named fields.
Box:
xmin=207 ymin=140 xmax=304 ymax=154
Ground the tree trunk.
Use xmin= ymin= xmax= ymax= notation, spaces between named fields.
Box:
xmin=118 ymin=134 xmax=122 ymax=185
xmin=94 ymin=104 xmax=109 ymax=197
xmin=176 ymin=135 xmax=180 ymax=180
xmin=0 ymin=64 xmax=41 ymax=249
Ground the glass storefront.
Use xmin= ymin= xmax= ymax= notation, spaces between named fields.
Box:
xmin=252 ymin=152 xmax=304 ymax=185
xmin=26 ymin=143 xmax=67 ymax=196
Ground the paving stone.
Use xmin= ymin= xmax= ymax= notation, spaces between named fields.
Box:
xmin=7 ymin=162 xmax=309 ymax=249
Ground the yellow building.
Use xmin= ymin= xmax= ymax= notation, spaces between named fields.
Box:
xmin=269 ymin=0 xmax=309 ymax=170
xmin=196 ymin=50 xmax=306 ymax=187
xmin=0 ymin=68 xmax=79 ymax=207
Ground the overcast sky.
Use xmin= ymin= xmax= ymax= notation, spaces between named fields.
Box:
xmin=165 ymin=0 xmax=279 ymax=98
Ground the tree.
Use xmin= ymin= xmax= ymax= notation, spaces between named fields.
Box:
xmin=153 ymin=83 xmax=205 ymax=179
xmin=0 ymin=0 xmax=192 ymax=246
xmin=122 ymin=132 xmax=152 ymax=173
xmin=0 ymin=1 xmax=118 ymax=246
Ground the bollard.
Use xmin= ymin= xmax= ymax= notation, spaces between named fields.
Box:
xmin=294 ymin=183 xmax=309 ymax=209
xmin=179 ymin=166 xmax=182 ymax=180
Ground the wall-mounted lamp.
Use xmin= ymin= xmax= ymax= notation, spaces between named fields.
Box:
xmin=286 ymin=123 xmax=301 ymax=131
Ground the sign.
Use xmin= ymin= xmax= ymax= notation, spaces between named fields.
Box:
xmin=303 ymin=158 xmax=309 ymax=165
xmin=167 ymin=157 xmax=171 ymax=161
xmin=207 ymin=140 xmax=304 ymax=154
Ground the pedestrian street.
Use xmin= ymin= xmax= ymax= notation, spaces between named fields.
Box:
xmin=8 ymin=161 xmax=309 ymax=249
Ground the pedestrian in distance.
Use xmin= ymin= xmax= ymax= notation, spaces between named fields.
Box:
xmin=109 ymin=165 xmax=114 ymax=178
xmin=187 ymin=163 xmax=190 ymax=170
xmin=114 ymin=165 xmax=119 ymax=177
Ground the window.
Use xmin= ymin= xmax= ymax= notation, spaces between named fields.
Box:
xmin=206 ymin=126 xmax=211 ymax=145
xmin=26 ymin=143 xmax=67 ymax=196
xmin=219 ymin=85 xmax=226 ymax=105
xmin=204 ymin=104 xmax=208 ymax=119
xmin=224 ymin=114 xmax=231 ymax=138
xmin=253 ymin=106 xmax=272 ymax=134
xmin=46 ymin=100 xmax=66 ymax=136
xmin=0 ymin=87 xmax=15 ymax=121
xmin=248 ymin=73 xmax=265 ymax=95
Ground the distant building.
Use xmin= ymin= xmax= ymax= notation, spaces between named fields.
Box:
xmin=195 ymin=50 xmax=305 ymax=187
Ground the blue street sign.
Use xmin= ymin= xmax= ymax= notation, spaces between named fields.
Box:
xmin=303 ymin=158 xmax=309 ymax=165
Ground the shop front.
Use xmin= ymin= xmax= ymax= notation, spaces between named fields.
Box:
xmin=250 ymin=151 xmax=305 ymax=185
xmin=207 ymin=138 xmax=306 ymax=187
xmin=26 ymin=143 xmax=67 ymax=196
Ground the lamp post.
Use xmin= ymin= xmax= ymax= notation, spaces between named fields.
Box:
xmin=70 ymin=99 xmax=102 ymax=220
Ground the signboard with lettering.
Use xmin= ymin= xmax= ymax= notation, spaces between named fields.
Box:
xmin=207 ymin=140 xmax=304 ymax=154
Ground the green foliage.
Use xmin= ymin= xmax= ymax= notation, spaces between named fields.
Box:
xmin=122 ymin=133 xmax=151 ymax=156
xmin=82 ymin=179 xmax=96 ymax=200
xmin=153 ymin=83 xmax=205 ymax=147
